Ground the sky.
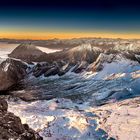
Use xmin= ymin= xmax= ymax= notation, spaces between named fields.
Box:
xmin=0 ymin=0 xmax=140 ymax=39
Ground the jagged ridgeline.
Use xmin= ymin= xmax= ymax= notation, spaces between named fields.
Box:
xmin=0 ymin=41 xmax=140 ymax=96
xmin=9 ymin=43 xmax=103 ymax=63
xmin=1 ymin=39 xmax=140 ymax=139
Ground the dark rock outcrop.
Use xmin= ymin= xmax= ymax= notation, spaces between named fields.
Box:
xmin=0 ymin=98 xmax=43 ymax=140
xmin=72 ymin=61 xmax=89 ymax=73
xmin=87 ymin=53 xmax=115 ymax=72
xmin=135 ymin=54 xmax=140 ymax=63
xmin=58 ymin=63 xmax=73 ymax=76
xmin=0 ymin=58 xmax=28 ymax=91
xmin=44 ymin=66 xmax=60 ymax=77
xmin=66 ymin=44 xmax=103 ymax=64
xmin=32 ymin=62 xmax=62 ymax=77
xmin=32 ymin=63 xmax=51 ymax=78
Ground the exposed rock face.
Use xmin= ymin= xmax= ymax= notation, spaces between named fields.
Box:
xmin=31 ymin=59 xmax=71 ymax=77
xmin=32 ymin=62 xmax=50 ymax=77
xmin=8 ymin=43 xmax=47 ymax=63
xmin=0 ymin=99 xmax=8 ymax=112
xmin=0 ymin=58 xmax=27 ymax=91
xmin=87 ymin=53 xmax=115 ymax=72
xmin=72 ymin=61 xmax=89 ymax=73
xmin=32 ymin=60 xmax=89 ymax=78
xmin=9 ymin=43 xmax=103 ymax=63
xmin=44 ymin=66 xmax=60 ymax=77
xmin=58 ymin=63 xmax=73 ymax=76
xmin=66 ymin=44 xmax=103 ymax=63
xmin=8 ymin=42 xmax=140 ymax=79
xmin=32 ymin=62 xmax=62 ymax=77
xmin=113 ymin=42 xmax=140 ymax=54
xmin=87 ymin=52 xmax=140 ymax=73
xmin=135 ymin=54 xmax=140 ymax=63
xmin=0 ymin=98 xmax=43 ymax=140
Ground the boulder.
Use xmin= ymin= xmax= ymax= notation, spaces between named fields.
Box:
xmin=0 ymin=58 xmax=28 ymax=91
xmin=0 ymin=98 xmax=43 ymax=140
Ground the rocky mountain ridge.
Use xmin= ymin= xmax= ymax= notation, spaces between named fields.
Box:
xmin=1 ymin=40 xmax=140 ymax=139
xmin=0 ymin=98 xmax=43 ymax=140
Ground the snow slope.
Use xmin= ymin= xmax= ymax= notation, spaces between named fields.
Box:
xmin=7 ymin=56 xmax=140 ymax=140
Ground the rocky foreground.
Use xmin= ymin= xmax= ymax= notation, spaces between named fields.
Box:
xmin=0 ymin=98 xmax=43 ymax=140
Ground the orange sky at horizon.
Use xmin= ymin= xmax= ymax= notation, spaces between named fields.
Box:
xmin=0 ymin=31 xmax=140 ymax=40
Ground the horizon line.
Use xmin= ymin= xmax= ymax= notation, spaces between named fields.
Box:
xmin=0 ymin=36 xmax=140 ymax=41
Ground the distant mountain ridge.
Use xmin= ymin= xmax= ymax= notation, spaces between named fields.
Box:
xmin=1 ymin=37 xmax=140 ymax=49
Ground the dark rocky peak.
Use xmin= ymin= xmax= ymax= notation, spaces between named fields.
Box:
xmin=0 ymin=98 xmax=43 ymax=140
xmin=66 ymin=44 xmax=103 ymax=63
xmin=0 ymin=58 xmax=28 ymax=91
xmin=8 ymin=43 xmax=47 ymax=63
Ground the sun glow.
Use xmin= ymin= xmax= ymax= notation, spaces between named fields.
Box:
xmin=0 ymin=29 xmax=140 ymax=40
